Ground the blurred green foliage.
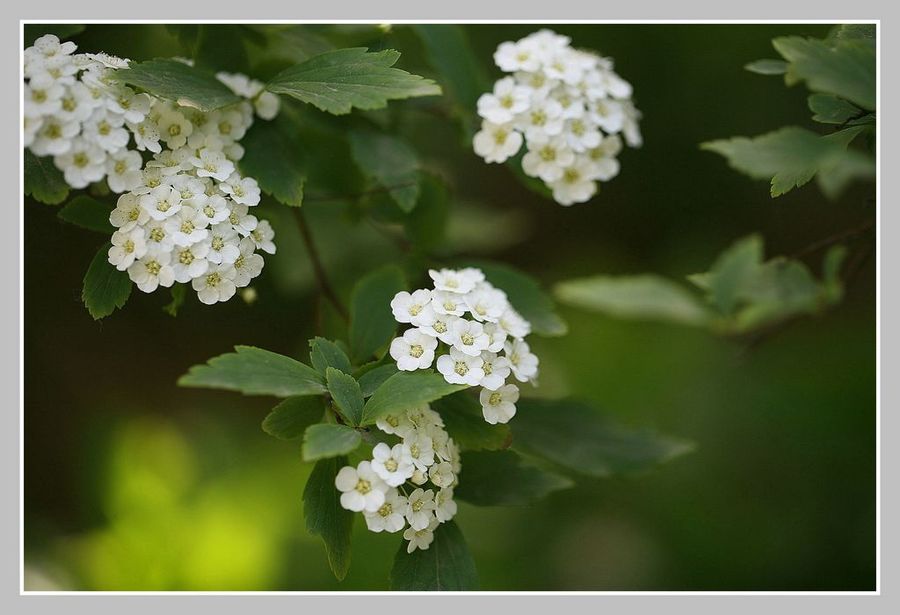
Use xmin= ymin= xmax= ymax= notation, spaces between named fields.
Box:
xmin=24 ymin=23 xmax=875 ymax=591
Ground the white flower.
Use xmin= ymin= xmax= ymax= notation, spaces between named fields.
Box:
xmin=232 ymin=237 xmax=264 ymax=288
xmin=335 ymin=461 xmax=389 ymax=513
xmin=585 ymin=135 xmax=623 ymax=181
xmin=390 ymin=328 xmax=438 ymax=371
xmin=449 ymin=319 xmax=490 ymax=357
xmin=564 ymin=117 xmax=603 ymax=153
xmin=483 ymin=321 xmax=508 ymax=352
xmin=375 ymin=412 xmax=415 ymax=439
xmin=190 ymin=148 xmax=235 ymax=182
xmin=479 ymin=351 xmax=512 ymax=390
xmin=169 ymin=174 xmax=209 ymax=209
xmin=518 ymin=97 xmax=564 ymax=142
xmin=436 ymin=347 xmax=485 ymax=386
xmin=549 ymin=159 xmax=598 ymax=206
xmin=109 ymin=193 xmax=149 ymax=231
xmin=106 ymin=86 xmax=150 ymax=124
xmin=82 ymin=108 xmax=129 ymax=153
xmin=132 ymin=167 xmax=166 ymax=195
xmin=404 ymin=518 xmax=439 ymax=553
xmin=142 ymin=219 xmax=174 ymax=253
xmin=404 ymin=433 xmax=435 ymax=473
xmin=371 ymin=443 xmax=415 ymax=487
xmin=364 ymin=489 xmax=407 ymax=533
xmin=428 ymin=461 xmax=455 ymax=489
xmin=407 ymin=404 xmax=444 ymax=430
xmin=54 ymin=138 xmax=106 ymax=189
xmin=216 ymin=72 xmax=260 ymax=97
xmin=165 ymin=205 xmax=210 ymax=247
xmin=197 ymin=194 xmax=230 ymax=226
xmin=149 ymin=148 xmax=191 ymax=177
xmin=521 ymin=137 xmax=575 ymax=183
xmin=465 ymin=287 xmax=507 ymax=323
xmin=86 ymin=52 xmax=130 ymax=69
xmin=254 ymin=91 xmax=281 ymax=120
xmin=227 ymin=202 xmax=259 ymax=236
xmin=390 ymin=289 xmax=433 ymax=325
xmin=206 ymin=223 xmax=241 ymax=265
xmin=108 ymin=227 xmax=147 ymax=271
xmin=477 ymin=77 xmax=531 ymax=124
xmin=23 ymin=74 xmax=64 ymax=117
xmin=157 ymin=110 xmax=193 ymax=149
xmin=171 ymin=241 xmax=210 ymax=283
xmin=24 ymin=116 xmax=43 ymax=148
xmin=494 ymin=40 xmax=542 ymax=73
xmin=129 ymin=119 xmax=162 ymax=153
xmin=105 ymin=149 xmax=143 ymax=193
xmin=504 ymin=338 xmax=539 ymax=383
xmin=140 ymin=185 xmax=182 ymax=221
xmin=434 ymin=488 xmax=458 ymax=522
xmin=473 ymin=121 xmax=523 ymax=164
xmin=192 ymin=262 xmax=237 ymax=305
xmin=30 ymin=117 xmax=79 ymax=156
xmin=429 ymin=268 xmax=481 ymax=294
xmin=431 ymin=290 xmax=467 ymax=317
xmin=405 ymin=488 xmax=436 ymax=531
xmin=127 ymin=249 xmax=176 ymax=293
xmin=499 ymin=307 xmax=531 ymax=339
xmin=409 ymin=469 xmax=428 ymax=486
xmin=249 ymin=219 xmax=276 ymax=254
xmin=479 ymin=383 xmax=520 ymax=424
xmin=220 ymin=172 xmax=260 ymax=206
xmin=415 ymin=307 xmax=458 ymax=345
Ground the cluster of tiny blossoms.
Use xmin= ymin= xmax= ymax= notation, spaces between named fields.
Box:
xmin=473 ymin=29 xmax=642 ymax=206
xmin=23 ymin=34 xmax=282 ymax=305
xmin=389 ymin=268 xmax=540 ymax=425
xmin=335 ymin=405 xmax=460 ymax=553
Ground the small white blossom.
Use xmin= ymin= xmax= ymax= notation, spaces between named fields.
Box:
xmin=335 ymin=461 xmax=389 ymax=513
xmin=479 ymin=351 xmax=512 ymax=390
xmin=449 ymin=319 xmax=490 ymax=357
xmin=371 ymin=443 xmax=415 ymax=487
xmin=479 ymin=383 xmax=520 ymax=425
xmin=473 ymin=121 xmax=523 ymax=163
xmin=505 ymin=338 xmax=540 ymax=383
xmin=192 ymin=262 xmax=237 ymax=305
xmin=127 ymin=250 xmax=175 ymax=293
xmin=364 ymin=489 xmax=407 ymax=533
xmin=405 ymin=488 xmax=436 ymax=531
xmin=428 ymin=462 xmax=455 ymax=489
xmin=390 ymin=289 xmax=433 ymax=325
xmin=404 ymin=433 xmax=436 ymax=473
xmin=404 ymin=519 xmax=439 ymax=553
xmin=436 ymin=347 xmax=485 ymax=386
xmin=434 ymin=488 xmax=458 ymax=522
xmin=390 ymin=328 xmax=438 ymax=371
xmin=108 ymin=227 xmax=147 ymax=271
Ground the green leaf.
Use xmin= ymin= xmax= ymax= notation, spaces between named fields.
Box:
xmin=109 ymin=58 xmax=242 ymax=112
xmin=822 ymin=244 xmax=848 ymax=303
xmin=744 ymin=59 xmax=788 ymax=75
xmin=303 ymin=456 xmax=353 ymax=580
xmin=57 ymin=196 xmax=113 ymax=233
xmin=82 ymin=243 xmax=131 ymax=320
xmin=554 ymin=274 xmax=711 ymax=327
xmin=390 ymin=520 xmax=478 ymax=590
xmin=238 ymin=113 xmax=307 ymax=207
xmin=705 ymin=234 xmax=764 ymax=315
xmin=266 ymin=47 xmax=442 ymax=115
xmin=193 ymin=25 xmax=249 ymax=73
xmin=361 ymin=371 xmax=467 ymax=426
xmin=471 ymin=261 xmax=568 ymax=336
xmin=24 ymin=151 xmax=69 ymax=205
xmin=773 ymin=36 xmax=875 ymax=110
xmin=808 ymin=93 xmax=863 ymax=124
xmin=357 ymin=364 xmax=399 ymax=398
xmin=349 ymin=131 xmax=420 ymax=212
xmin=827 ymin=24 xmax=876 ymax=43
xmin=326 ymin=368 xmax=365 ymax=426
xmin=731 ymin=258 xmax=824 ymax=332
xmin=701 ymin=126 xmax=874 ymax=198
xmin=512 ymin=398 xmax=694 ymax=478
xmin=178 ymin=345 xmax=327 ymax=397
xmin=162 ymin=284 xmax=187 ymax=317
xmin=262 ymin=396 xmax=325 ymax=440
xmin=348 ymin=265 xmax=406 ymax=362
xmin=309 ymin=337 xmax=352 ymax=376
xmin=432 ymin=392 xmax=509 ymax=451
xmin=455 ymin=450 xmax=573 ymax=505
xmin=302 ymin=424 xmax=362 ymax=462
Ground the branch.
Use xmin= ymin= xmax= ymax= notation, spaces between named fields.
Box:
xmin=793 ymin=217 xmax=875 ymax=258
xmin=292 ymin=207 xmax=349 ymax=322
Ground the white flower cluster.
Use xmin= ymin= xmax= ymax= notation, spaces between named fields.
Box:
xmin=335 ymin=404 xmax=460 ymax=553
xmin=23 ymin=34 xmax=281 ymax=305
xmin=389 ymin=268 xmax=539 ymax=425
xmin=472 ymin=29 xmax=642 ymax=206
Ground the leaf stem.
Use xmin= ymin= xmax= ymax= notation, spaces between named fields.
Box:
xmin=293 ymin=207 xmax=349 ymax=322
xmin=793 ymin=217 xmax=875 ymax=258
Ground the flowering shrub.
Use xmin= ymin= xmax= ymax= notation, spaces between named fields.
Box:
xmin=390 ymin=267 xmax=539 ymax=424
xmin=473 ymin=29 xmax=642 ymax=205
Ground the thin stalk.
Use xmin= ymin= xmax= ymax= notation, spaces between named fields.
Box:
xmin=293 ymin=207 xmax=349 ymax=322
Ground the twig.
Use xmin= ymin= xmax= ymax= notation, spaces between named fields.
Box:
xmin=793 ymin=218 xmax=875 ymax=258
xmin=293 ymin=207 xmax=349 ymax=322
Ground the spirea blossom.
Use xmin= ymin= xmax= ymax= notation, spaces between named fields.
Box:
xmin=389 ymin=267 xmax=540 ymax=426
xmin=473 ymin=29 xmax=642 ymax=206
xmin=336 ymin=404 xmax=461 ymax=553
xmin=23 ymin=34 xmax=280 ymax=305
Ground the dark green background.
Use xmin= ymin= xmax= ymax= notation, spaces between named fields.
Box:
xmin=24 ymin=23 xmax=875 ymax=590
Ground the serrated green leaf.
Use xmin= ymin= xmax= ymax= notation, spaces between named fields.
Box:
xmin=349 ymin=130 xmax=420 ymax=212
xmin=82 ymin=243 xmax=131 ymax=320
xmin=554 ymin=274 xmax=711 ymax=327
xmin=162 ymin=284 xmax=187 ymax=317
xmin=356 ymin=364 xmax=399 ymax=398
xmin=302 ymin=423 xmax=362 ymax=462
xmin=110 ymin=58 xmax=242 ymax=112
xmin=361 ymin=371 xmax=467 ymax=426
xmin=24 ymin=151 xmax=69 ymax=205
xmin=57 ymin=195 xmax=113 ymax=233
xmin=326 ymin=368 xmax=365 ymax=426
xmin=262 ymin=396 xmax=325 ymax=440
xmin=309 ymin=337 xmax=352 ymax=376
xmin=432 ymin=392 xmax=509 ymax=451
xmin=470 ymin=261 xmax=568 ymax=336
xmin=773 ymin=36 xmax=875 ymax=110
xmin=389 ymin=520 xmax=477 ymax=590
xmin=178 ymin=345 xmax=326 ymax=397
xmin=745 ymin=59 xmax=788 ymax=75
xmin=266 ymin=47 xmax=441 ymax=115
xmin=455 ymin=449 xmax=573 ymax=505
xmin=512 ymin=398 xmax=694 ymax=478
xmin=705 ymin=234 xmax=764 ymax=315
xmin=808 ymin=93 xmax=863 ymax=124
xmin=303 ymin=456 xmax=353 ymax=580
xmin=349 ymin=265 xmax=406 ymax=362
xmin=238 ymin=113 xmax=307 ymax=207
